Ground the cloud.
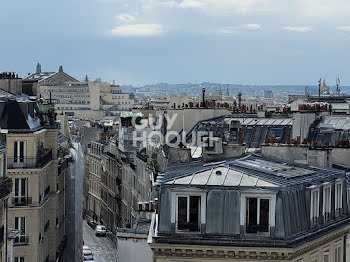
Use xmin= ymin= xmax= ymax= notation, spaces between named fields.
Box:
xmin=337 ymin=26 xmax=350 ymax=31
xmin=220 ymin=24 xmax=261 ymax=34
xmin=116 ymin=14 xmax=136 ymax=23
xmin=109 ymin=24 xmax=164 ymax=36
xmin=178 ymin=0 xmax=205 ymax=8
xmin=283 ymin=26 xmax=312 ymax=32
xmin=158 ymin=0 xmax=205 ymax=8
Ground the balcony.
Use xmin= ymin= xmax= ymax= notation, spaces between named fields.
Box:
xmin=14 ymin=235 xmax=29 ymax=246
xmin=12 ymin=197 xmax=32 ymax=206
xmin=0 ymin=177 xmax=12 ymax=200
xmin=7 ymin=149 xmax=52 ymax=169
xmin=246 ymin=224 xmax=269 ymax=234
xmin=58 ymin=158 xmax=68 ymax=175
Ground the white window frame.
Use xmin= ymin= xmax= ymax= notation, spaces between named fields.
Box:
xmin=240 ymin=192 xmax=276 ymax=235
xmin=14 ymin=141 xmax=26 ymax=167
xmin=175 ymin=195 xmax=201 ymax=232
xmin=14 ymin=217 xmax=26 ymax=244
xmin=335 ymin=181 xmax=343 ymax=212
xmin=323 ymin=249 xmax=330 ymax=262
xmin=334 ymin=241 xmax=341 ymax=262
xmin=171 ymin=190 xmax=206 ymax=233
xmin=310 ymin=188 xmax=320 ymax=220
xmin=322 ymin=184 xmax=331 ymax=220
xmin=14 ymin=257 xmax=25 ymax=262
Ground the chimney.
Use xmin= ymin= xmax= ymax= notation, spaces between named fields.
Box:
xmin=59 ymin=65 xmax=63 ymax=73
xmin=202 ymin=88 xmax=206 ymax=108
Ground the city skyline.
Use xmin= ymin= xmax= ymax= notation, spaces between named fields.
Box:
xmin=2 ymin=0 xmax=350 ymax=85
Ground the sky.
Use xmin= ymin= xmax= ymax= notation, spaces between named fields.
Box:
xmin=2 ymin=0 xmax=350 ymax=86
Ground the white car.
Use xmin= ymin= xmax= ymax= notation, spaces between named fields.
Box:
xmin=95 ymin=225 xmax=106 ymax=236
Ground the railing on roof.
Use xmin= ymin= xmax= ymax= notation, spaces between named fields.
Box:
xmin=7 ymin=149 xmax=52 ymax=169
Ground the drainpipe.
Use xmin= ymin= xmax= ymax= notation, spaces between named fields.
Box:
xmin=5 ymin=200 xmax=8 ymax=262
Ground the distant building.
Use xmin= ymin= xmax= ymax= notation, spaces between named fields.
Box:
xmin=25 ymin=64 xmax=135 ymax=120
xmin=149 ymin=154 xmax=350 ymax=261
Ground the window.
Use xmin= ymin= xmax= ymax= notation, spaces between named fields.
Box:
xmin=323 ymin=185 xmax=331 ymax=221
xmin=246 ymin=197 xmax=270 ymax=233
xmin=310 ymin=252 xmax=318 ymax=262
xmin=311 ymin=189 xmax=319 ymax=224
xmin=323 ymin=250 xmax=330 ymax=262
xmin=15 ymin=257 xmax=25 ymax=262
xmin=335 ymin=244 xmax=341 ymax=262
xmin=176 ymin=195 xmax=201 ymax=232
xmin=14 ymin=178 xmax=27 ymax=205
xmin=14 ymin=217 xmax=26 ymax=244
xmin=335 ymin=182 xmax=342 ymax=215
xmin=14 ymin=141 xmax=25 ymax=164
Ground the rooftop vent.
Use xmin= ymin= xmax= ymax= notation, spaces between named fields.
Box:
xmin=215 ymin=170 xmax=222 ymax=176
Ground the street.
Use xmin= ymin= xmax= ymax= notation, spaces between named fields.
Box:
xmin=83 ymin=222 xmax=118 ymax=262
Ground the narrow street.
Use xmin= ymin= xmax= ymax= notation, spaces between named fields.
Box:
xmin=83 ymin=222 xmax=118 ymax=262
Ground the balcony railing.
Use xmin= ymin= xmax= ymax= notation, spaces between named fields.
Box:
xmin=12 ymin=197 xmax=32 ymax=206
xmin=58 ymin=158 xmax=68 ymax=175
xmin=7 ymin=149 xmax=52 ymax=169
xmin=0 ymin=177 xmax=12 ymax=200
xmin=14 ymin=235 xmax=29 ymax=246
xmin=246 ymin=224 xmax=269 ymax=234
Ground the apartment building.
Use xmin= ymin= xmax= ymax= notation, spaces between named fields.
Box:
xmin=149 ymin=154 xmax=350 ymax=261
xmin=0 ymin=137 xmax=11 ymax=262
xmin=0 ymin=97 xmax=66 ymax=262
xmin=100 ymin=138 xmax=121 ymax=233
xmin=86 ymin=141 xmax=105 ymax=222
xmin=24 ymin=64 xmax=135 ymax=120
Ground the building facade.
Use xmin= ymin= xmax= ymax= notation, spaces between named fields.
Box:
xmin=0 ymin=97 xmax=66 ymax=262
xmin=150 ymin=155 xmax=350 ymax=262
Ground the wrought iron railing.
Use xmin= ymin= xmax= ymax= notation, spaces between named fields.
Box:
xmin=14 ymin=235 xmax=29 ymax=245
xmin=246 ymin=224 xmax=269 ymax=233
xmin=12 ymin=197 xmax=32 ymax=206
xmin=58 ymin=158 xmax=68 ymax=175
xmin=7 ymin=149 xmax=52 ymax=169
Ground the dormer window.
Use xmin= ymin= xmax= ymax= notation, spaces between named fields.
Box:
xmin=246 ymin=197 xmax=269 ymax=233
xmin=176 ymin=195 xmax=201 ymax=232
xmin=310 ymin=188 xmax=319 ymax=226
xmin=335 ymin=182 xmax=343 ymax=216
xmin=241 ymin=193 xmax=276 ymax=235
xmin=323 ymin=185 xmax=331 ymax=221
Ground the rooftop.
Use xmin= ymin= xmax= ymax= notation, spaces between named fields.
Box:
xmin=161 ymin=154 xmax=344 ymax=188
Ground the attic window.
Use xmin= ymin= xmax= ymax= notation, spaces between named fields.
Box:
xmin=176 ymin=195 xmax=201 ymax=232
xmin=246 ymin=197 xmax=269 ymax=233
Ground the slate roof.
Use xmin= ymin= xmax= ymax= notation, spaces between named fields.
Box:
xmin=161 ymin=155 xmax=344 ymax=189
xmin=23 ymin=72 xmax=56 ymax=82
xmin=0 ymin=97 xmax=42 ymax=131
xmin=187 ymin=116 xmax=293 ymax=149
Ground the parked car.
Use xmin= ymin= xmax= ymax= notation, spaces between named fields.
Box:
xmin=87 ymin=220 xmax=97 ymax=229
xmin=95 ymin=225 xmax=106 ymax=236
xmin=83 ymin=249 xmax=92 ymax=256
xmin=83 ymin=255 xmax=94 ymax=262
xmin=83 ymin=245 xmax=90 ymax=250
